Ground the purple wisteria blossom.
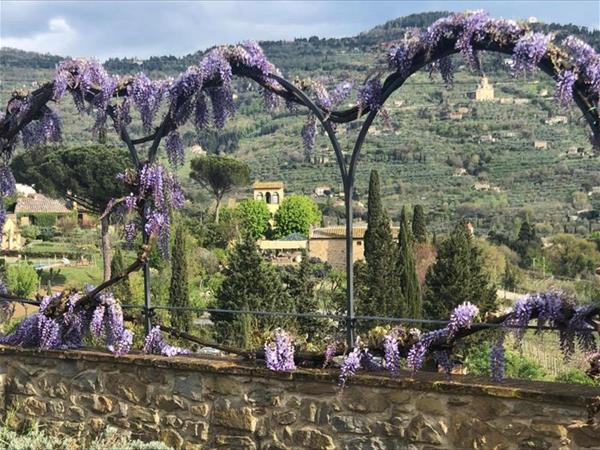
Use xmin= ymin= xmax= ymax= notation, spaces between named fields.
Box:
xmin=264 ymin=329 xmax=296 ymax=372
xmin=323 ymin=342 xmax=338 ymax=368
xmin=339 ymin=346 xmax=363 ymax=386
xmin=447 ymin=302 xmax=479 ymax=338
xmin=489 ymin=334 xmax=506 ymax=382
xmin=128 ymin=73 xmax=166 ymax=132
xmin=166 ymin=131 xmax=185 ymax=167
xmin=142 ymin=326 xmax=189 ymax=357
xmin=407 ymin=302 xmax=479 ymax=373
xmin=338 ymin=338 xmax=379 ymax=386
xmin=512 ymin=32 xmax=551 ymax=76
xmin=389 ymin=29 xmax=425 ymax=77
xmin=563 ymin=36 xmax=600 ymax=95
xmin=357 ymin=79 xmax=383 ymax=114
xmin=301 ymin=115 xmax=317 ymax=161
xmin=555 ymin=69 xmax=577 ymax=108
xmin=383 ymin=328 xmax=401 ymax=375
xmin=455 ymin=10 xmax=490 ymax=71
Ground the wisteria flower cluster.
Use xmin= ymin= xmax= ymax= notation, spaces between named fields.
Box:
xmin=89 ymin=291 xmax=134 ymax=355
xmin=338 ymin=337 xmax=379 ymax=386
xmin=322 ymin=341 xmax=338 ymax=368
xmin=407 ymin=302 xmax=479 ymax=373
xmin=0 ymin=290 xmax=133 ymax=355
xmin=142 ymin=326 xmax=189 ymax=357
xmin=116 ymin=163 xmax=184 ymax=255
xmin=490 ymin=291 xmax=597 ymax=381
xmin=382 ymin=327 xmax=402 ymax=375
xmin=264 ymin=328 xmax=296 ymax=371
xmin=296 ymin=78 xmax=353 ymax=158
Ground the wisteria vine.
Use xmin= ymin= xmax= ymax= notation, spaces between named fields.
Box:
xmin=262 ymin=292 xmax=598 ymax=386
xmin=0 ymin=12 xmax=599 ymax=365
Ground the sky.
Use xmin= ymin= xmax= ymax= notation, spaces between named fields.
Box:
xmin=1 ymin=1 xmax=599 ymax=60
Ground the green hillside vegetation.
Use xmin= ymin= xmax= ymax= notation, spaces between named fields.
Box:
xmin=2 ymin=13 xmax=600 ymax=236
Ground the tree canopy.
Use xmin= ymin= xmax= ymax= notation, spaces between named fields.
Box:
xmin=10 ymin=144 xmax=132 ymax=211
xmin=235 ymin=199 xmax=271 ymax=240
xmin=189 ymin=156 xmax=251 ymax=224
xmin=273 ymin=195 xmax=321 ymax=238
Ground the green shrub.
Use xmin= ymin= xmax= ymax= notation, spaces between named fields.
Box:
xmin=38 ymin=227 xmax=57 ymax=241
xmin=465 ymin=343 xmax=547 ymax=381
xmin=19 ymin=225 xmax=40 ymax=240
xmin=31 ymin=213 xmax=59 ymax=227
xmin=554 ymin=369 xmax=598 ymax=386
xmin=0 ymin=424 xmax=173 ymax=450
xmin=6 ymin=262 xmax=39 ymax=298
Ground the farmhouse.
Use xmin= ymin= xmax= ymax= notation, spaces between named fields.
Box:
xmin=308 ymin=225 xmax=399 ymax=268
xmin=15 ymin=193 xmax=73 ymax=227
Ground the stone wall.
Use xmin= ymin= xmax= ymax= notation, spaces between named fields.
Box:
xmin=0 ymin=346 xmax=599 ymax=450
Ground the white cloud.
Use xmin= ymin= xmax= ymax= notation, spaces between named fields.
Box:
xmin=1 ymin=16 xmax=77 ymax=54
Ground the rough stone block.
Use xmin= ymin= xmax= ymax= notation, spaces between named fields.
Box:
xmin=174 ymin=374 xmax=203 ymax=400
xmin=212 ymin=398 xmax=257 ymax=432
xmin=214 ymin=434 xmax=257 ymax=449
xmin=292 ymin=428 xmax=335 ymax=449
xmin=331 ymin=415 xmax=372 ymax=434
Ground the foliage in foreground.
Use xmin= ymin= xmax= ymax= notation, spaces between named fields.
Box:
xmin=0 ymin=424 xmax=172 ymax=450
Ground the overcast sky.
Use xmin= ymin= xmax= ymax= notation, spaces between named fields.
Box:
xmin=1 ymin=1 xmax=599 ymax=60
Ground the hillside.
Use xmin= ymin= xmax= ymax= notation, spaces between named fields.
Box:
xmin=2 ymin=12 xmax=600 ymax=236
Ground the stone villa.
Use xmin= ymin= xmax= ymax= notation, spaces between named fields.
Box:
xmin=253 ymin=181 xmax=284 ymax=214
xmin=308 ymin=225 xmax=400 ymax=269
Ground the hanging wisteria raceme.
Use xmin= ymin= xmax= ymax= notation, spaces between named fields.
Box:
xmin=357 ymin=78 xmax=384 ymax=115
xmin=563 ymin=36 xmax=600 ymax=96
xmin=86 ymin=291 xmax=133 ymax=355
xmin=555 ymin=69 xmax=578 ymax=108
xmin=20 ymin=107 xmax=62 ymax=148
xmin=323 ymin=341 xmax=338 ymax=368
xmin=489 ymin=334 xmax=506 ymax=382
xmin=165 ymin=131 xmax=185 ymax=167
xmin=383 ymin=327 xmax=402 ymax=376
xmin=301 ymin=115 xmax=318 ymax=162
xmin=142 ymin=326 xmax=190 ymax=357
xmin=512 ymin=32 xmax=552 ymax=76
xmin=264 ymin=329 xmax=296 ymax=371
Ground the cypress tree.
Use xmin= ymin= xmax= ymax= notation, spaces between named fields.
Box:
xmin=397 ymin=206 xmax=421 ymax=318
xmin=360 ymin=170 xmax=399 ymax=317
xmin=284 ymin=253 xmax=322 ymax=340
xmin=423 ymin=222 xmax=497 ymax=320
xmin=214 ymin=235 xmax=290 ymax=347
xmin=169 ymin=224 xmax=191 ymax=332
xmin=110 ymin=248 xmax=133 ymax=303
xmin=412 ymin=204 xmax=428 ymax=243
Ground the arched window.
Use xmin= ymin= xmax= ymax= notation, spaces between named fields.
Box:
xmin=256 ymin=192 xmax=264 ymax=201
xmin=272 ymin=192 xmax=279 ymax=204
xmin=265 ymin=192 xmax=272 ymax=204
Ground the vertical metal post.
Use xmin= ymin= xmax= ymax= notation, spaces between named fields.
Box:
xmin=141 ymin=211 xmax=152 ymax=336
xmin=344 ymin=180 xmax=355 ymax=349
xmin=143 ymin=260 xmax=152 ymax=335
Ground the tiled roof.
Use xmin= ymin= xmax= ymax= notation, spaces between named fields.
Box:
xmin=253 ymin=181 xmax=284 ymax=190
xmin=15 ymin=194 xmax=71 ymax=215
xmin=310 ymin=225 xmax=400 ymax=239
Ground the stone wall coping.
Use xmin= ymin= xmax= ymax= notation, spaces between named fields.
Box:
xmin=1 ymin=345 xmax=598 ymax=406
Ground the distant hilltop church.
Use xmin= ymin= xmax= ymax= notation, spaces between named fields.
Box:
xmin=468 ymin=76 xmax=494 ymax=101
